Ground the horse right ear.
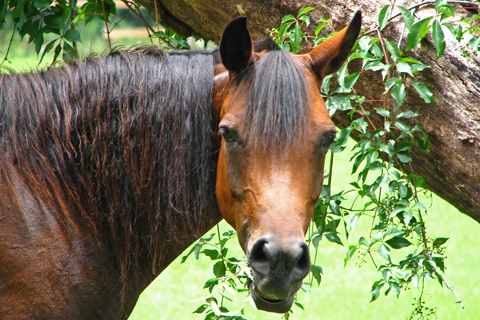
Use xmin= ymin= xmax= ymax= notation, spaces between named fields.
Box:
xmin=307 ymin=10 xmax=362 ymax=79
xmin=220 ymin=17 xmax=254 ymax=74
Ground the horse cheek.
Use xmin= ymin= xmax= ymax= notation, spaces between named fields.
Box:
xmin=216 ymin=147 xmax=237 ymax=230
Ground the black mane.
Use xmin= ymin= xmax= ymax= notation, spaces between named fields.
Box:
xmin=0 ymin=46 xmax=218 ymax=282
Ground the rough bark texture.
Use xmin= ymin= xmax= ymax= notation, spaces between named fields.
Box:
xmin=135 ymin=0 xmax=480 ymax=223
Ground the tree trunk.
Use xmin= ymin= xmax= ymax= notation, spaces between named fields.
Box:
xmin=136 ymin=0 xmax=480 ymax=223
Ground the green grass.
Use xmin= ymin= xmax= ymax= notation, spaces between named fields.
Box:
xmin=129 ymin=141 xmax=480 ymax=320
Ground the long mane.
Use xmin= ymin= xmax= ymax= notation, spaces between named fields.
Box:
xmin=0 ymin=46 xmax=218 ymax=282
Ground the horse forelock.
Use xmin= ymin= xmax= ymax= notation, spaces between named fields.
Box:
xmin=0 ymin=47 xmax=219 ymax=290
xmin=243 ymin=50 xmax=310 ymax=153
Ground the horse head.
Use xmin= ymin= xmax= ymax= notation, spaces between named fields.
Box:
xmin=214 ymin=12 xmax=361 ymax=313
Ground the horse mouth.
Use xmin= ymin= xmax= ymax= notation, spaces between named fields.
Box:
xmin=251 ymin=286 xmax=295 ymax=313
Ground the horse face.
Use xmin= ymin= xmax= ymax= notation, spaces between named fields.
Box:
xmin=215 ymin=13 xmax=361 ymax=313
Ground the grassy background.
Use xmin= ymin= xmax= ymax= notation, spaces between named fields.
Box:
xmin=129 ymin=141 xmax=480 ymax=320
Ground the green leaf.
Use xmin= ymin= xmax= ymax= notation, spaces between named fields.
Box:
xmin=329 ymin=201 xmax=340 ymax=215
xmin=469 ymin=36 xmax=480 ymax=51
xmin=299 ymin=15 xmax=311 ymax=27
xmin=397 ymin=141 xmax=414 ymax=152
xmin=389 ymin=281 xmax=401 ymax=297
xmin=39 ymin=39 xmax=57 ymax=64
xmin=385 ymin=41 xmax=400 ymax=62
xmin=203 ymin=249 xmax=221 ymax=260
xmin=295 ymin=301 xmax=305 ymax=310
xmin=411 ymin=82 xmax=437 ymax=103
xmin=406 ymin=17 xmax=433 ymax=51
xmin=413 ymin=201 xmax=427 ymax=211
xmin=376 ymin=172 xmax=390 ymax=186
xmin=297 ymin=7 xmax=314 ymax=17
xmin=310 ymin=265 xmax=323 ymax=286
xmin=194 ymin=243 xmax=203 ymax=260
xmin=396 ymin=110 xmax=419 ymax=119
xmin=53 ymin=43 xmax=62 ymax=63
xmin=438 ymin=5 xmax=456 ymax=20
xmin=398 ymin=7 xmax=414 ymax=30
xmin=330 ymin=126 xmax=352 ymax=153
xmin=435 ymin=0 xmax=447 ymax=12
xmin=396 ymin=61 xmax=413 ymax=77
xmin=337 ymin=63 xmax=349 ymax=88
xmin=454 ymin=25 xmax=463 ymax=43
xmin=344 ymin=72 xmax=360 ymax=90
xmin=375 ymin=107 xmax=391 ymax=118
xmin=344 ymin=245 xmax=358 ymax=267
xmin=433 ymin=237 xmax=449 ymax=247
xmin=281 ymin=14 xmax=295 ymax=24
xmin=379 ymin=243 xmax=391 ymax=261
xmin=432 ymin=20 xmax=445 ymax=59
xmin=293 ymin=22 xmax=302 ymax=53
xmin=386 ymin=236 xmax=412 ymax=249
xmin=364 ymin=60 xmax=391 ymax=73
xmin=391 ymin=83 xmax=406 ymax=108
xmin=350 ymin=213 xmax=360 ymax=231
xmin=35 ymin=33 xmax=44 ymax=54
xmin=397 ymin=151 xmax=412 ymax=163
xmin=213 ymin=261 xmax=226 ymax=278
xmin=403 ymin=210 xmax=413 ymax=226
xmin=325 ymin=233 xmax=343 ymax=246
xmin=395 ymin=121 xmax=411 ymax=135
xmin=378 ymin=5 xmax=390 ymax=30
xmin=33 ymin=0 xmax=51 ymax=9
xmin=398 ymin=183 xmax=409 ymax=199
xmin=370 ymin=280 xmax=385 ymax=302
xmin=384 ymin=77 xmax=400 ymax=93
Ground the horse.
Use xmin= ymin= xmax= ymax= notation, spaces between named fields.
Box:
xmin=0 ymin=11 xmax=361 ymax=319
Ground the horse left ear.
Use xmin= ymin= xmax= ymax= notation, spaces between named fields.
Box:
xmin=308 ymin=10 xmax=362 ymax=79
xmin=220 ymin=16 xmax=254 ymax=74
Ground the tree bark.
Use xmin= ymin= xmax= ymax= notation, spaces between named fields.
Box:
xmin=135 ymin=0 xmax=480 ymax=223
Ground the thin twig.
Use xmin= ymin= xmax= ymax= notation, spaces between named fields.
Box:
xmin=406 ymin=162 xmax=464 ymax=308
xmin=102 ymin=0 xmax=112 ymax=51
xmin=1 ymin=22 xmax=17 ymax=67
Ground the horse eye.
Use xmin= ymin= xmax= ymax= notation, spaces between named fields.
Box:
xmin=219 ymin=127 xmax=239 ymax=143
xmin=323 ymin=132 xmax=337 ymax=148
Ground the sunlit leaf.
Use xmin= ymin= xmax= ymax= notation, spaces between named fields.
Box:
xmin=379 ymin=243 xmax=391 ymax=261
xmin=411 ymin=82 xmax=437 ymax=103
xmin=297 ymin=7 xmax=314 ymax=17
xmin=407 ymin=17 xmax=433 ymax=51
xmin=398 ymin=6 xmax=414 ymax=30
xmin=391 ymin=83 xmax=406 ymax=108
xmin=378 ymin=5 xmax=390 ymax=30
xmin=432 ymin=20 xmax=445 ymax=59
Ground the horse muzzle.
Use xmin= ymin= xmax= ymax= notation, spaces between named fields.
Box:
xmin=248 ymin=236 xmax=310 ymax=313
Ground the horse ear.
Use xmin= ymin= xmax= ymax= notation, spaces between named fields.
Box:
xmin=308 ymin=11 xmax=362 ymax=79
xmin=220 ymin=17 xmax=253 ymax=73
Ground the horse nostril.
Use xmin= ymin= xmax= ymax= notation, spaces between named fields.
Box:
xmin=249 ymin=237 xmax=271 ymax=277
xmin=292 ymin=242 xmax=310 ymax=280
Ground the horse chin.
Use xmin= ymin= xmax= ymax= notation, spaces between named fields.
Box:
xmin=251 ymin=286 xmax=295 ymax=314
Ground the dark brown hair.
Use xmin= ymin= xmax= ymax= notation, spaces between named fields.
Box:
xmin=0 ymin=46 xmax=218 ymax=286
